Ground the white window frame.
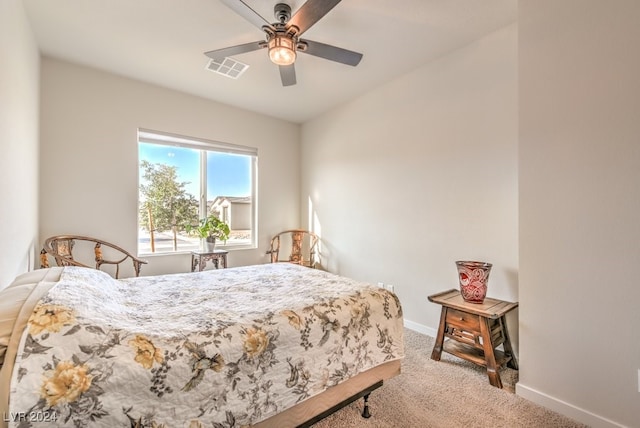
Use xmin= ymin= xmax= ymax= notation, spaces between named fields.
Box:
xmin=137 ymin=128 xmax=258 ymax=255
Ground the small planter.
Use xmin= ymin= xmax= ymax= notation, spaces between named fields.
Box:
xmin=187 ymin=215 xmax=230 ymax=252
xmin=455 ymin=261 xmax=492 ymax=304
xmin=202 ymin=237 xmax=216 ymax=252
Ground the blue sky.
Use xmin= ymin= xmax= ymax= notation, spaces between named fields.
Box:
xmin=139 ymin=143 xmax=251 ymax=199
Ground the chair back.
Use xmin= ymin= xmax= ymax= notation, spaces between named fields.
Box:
xmin=268 ymin=230 xmax=319 ymax=268
xmin=40 ymin=235 xmax=147 ymax=278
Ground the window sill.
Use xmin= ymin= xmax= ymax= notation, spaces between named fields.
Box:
xmin=138 ymin=243 xmax=257 ymax=258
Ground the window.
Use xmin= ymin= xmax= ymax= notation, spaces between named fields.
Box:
xmin=137 ymin=129 xmax=257 ymax=255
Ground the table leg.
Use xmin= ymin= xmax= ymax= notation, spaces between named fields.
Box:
xmin=191 ymin=255 xmax=197 ymax=272
xmin=500 ymin=316 xmax=519 ymax=370
xmin=431 ymin=308 xmax=448 ymax=361
xmin=480 ymin=317 xmax=503 ymax=388
xmin=213 ymin=257 xmax=219 ymax=269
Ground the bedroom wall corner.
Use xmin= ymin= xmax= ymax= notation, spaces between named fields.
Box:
xmin=0 ymin=0 xmax=41 ymax=289
xmin=300 ymin=24 xmax=518 ymax=353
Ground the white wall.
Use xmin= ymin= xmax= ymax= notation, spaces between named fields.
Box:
xmin=0 ymin=0 xmax=40 ymax=289
xmin=518 ymin=1 xmax=640 ymax=427
xmin=39 ymin=58 xmax=300 ymax=276
xmin=301 ymin=25 xmax=518 ymax=341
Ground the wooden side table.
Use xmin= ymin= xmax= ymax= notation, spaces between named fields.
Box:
xmin=191 ymin=250 xmax=228 ymax=272
xmin=428 ymin=289 xmax=518 ymax=388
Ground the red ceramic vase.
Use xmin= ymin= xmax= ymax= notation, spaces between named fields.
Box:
xmin=455 ymin=261 xmax=492 ymax=304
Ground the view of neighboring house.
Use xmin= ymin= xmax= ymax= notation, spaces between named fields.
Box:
xmin=209 ymin=196 xmax=251 ymax=231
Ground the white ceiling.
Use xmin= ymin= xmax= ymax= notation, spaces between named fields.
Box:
xmin=22 ymin=0 xmax=517 ymax=124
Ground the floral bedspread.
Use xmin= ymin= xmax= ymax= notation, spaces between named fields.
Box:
xmin=8 ymin=263 xmax=404 ymax=427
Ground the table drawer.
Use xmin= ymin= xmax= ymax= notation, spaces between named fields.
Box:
xmin=445 ymin=308 xmax=481 ymax=332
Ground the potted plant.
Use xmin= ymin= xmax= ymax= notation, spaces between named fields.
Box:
xmin=186 ymin=215 xmax=230 ymax=252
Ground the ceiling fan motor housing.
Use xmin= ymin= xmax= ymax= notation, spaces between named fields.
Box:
xmin=274 ymin=3 xmax=292 ymax=23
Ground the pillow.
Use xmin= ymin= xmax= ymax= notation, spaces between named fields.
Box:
xmin=0 ymin=269 xmax=61 ymax=368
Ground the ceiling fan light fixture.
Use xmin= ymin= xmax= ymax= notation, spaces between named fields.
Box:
xmin=268 ymin=35 xmax=296 ymax=66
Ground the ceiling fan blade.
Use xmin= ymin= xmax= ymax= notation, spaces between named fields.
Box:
xmin=279 ymin=64 xmax=296 ymax=86
xmin=220 ymin=0 xmax=270 ymax=29
xmin=287 ymin=0 xmax=342 ymax=36
xmin=300 ymin=39 xmax=363 ymax=66
xmin=204 ymin=41 xmax=265 ymax=60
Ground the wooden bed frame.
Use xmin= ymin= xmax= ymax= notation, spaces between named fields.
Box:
xmin=254 ymin=360 xmax=401 ymax=427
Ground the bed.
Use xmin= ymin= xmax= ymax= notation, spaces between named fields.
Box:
xmin=0 ymin=263 xmax=404 ymax=427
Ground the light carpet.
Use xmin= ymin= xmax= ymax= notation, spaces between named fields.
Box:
xmin=313 ymin=328 xmax=587 ymax=428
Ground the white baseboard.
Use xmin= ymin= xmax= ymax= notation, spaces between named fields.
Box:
xmin=516 ymin=379 xmax=625 ymax=427
xmin=404 ymin=319 xmax=624 ymax=428
xmin=403 ymin=319 xmax=437 ymax=338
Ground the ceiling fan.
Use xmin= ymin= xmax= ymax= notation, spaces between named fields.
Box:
xmin=205 ymin=0 xmax=363 ymax=86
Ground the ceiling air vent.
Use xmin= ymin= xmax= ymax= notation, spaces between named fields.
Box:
xmin=206 ymin=57 xmax=249 ymax=79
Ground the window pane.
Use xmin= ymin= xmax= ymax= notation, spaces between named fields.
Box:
xmin=207 ymin=152 xmax=252 ymax=245
xmin=138 ymin=143 xmax=201 ymax=254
